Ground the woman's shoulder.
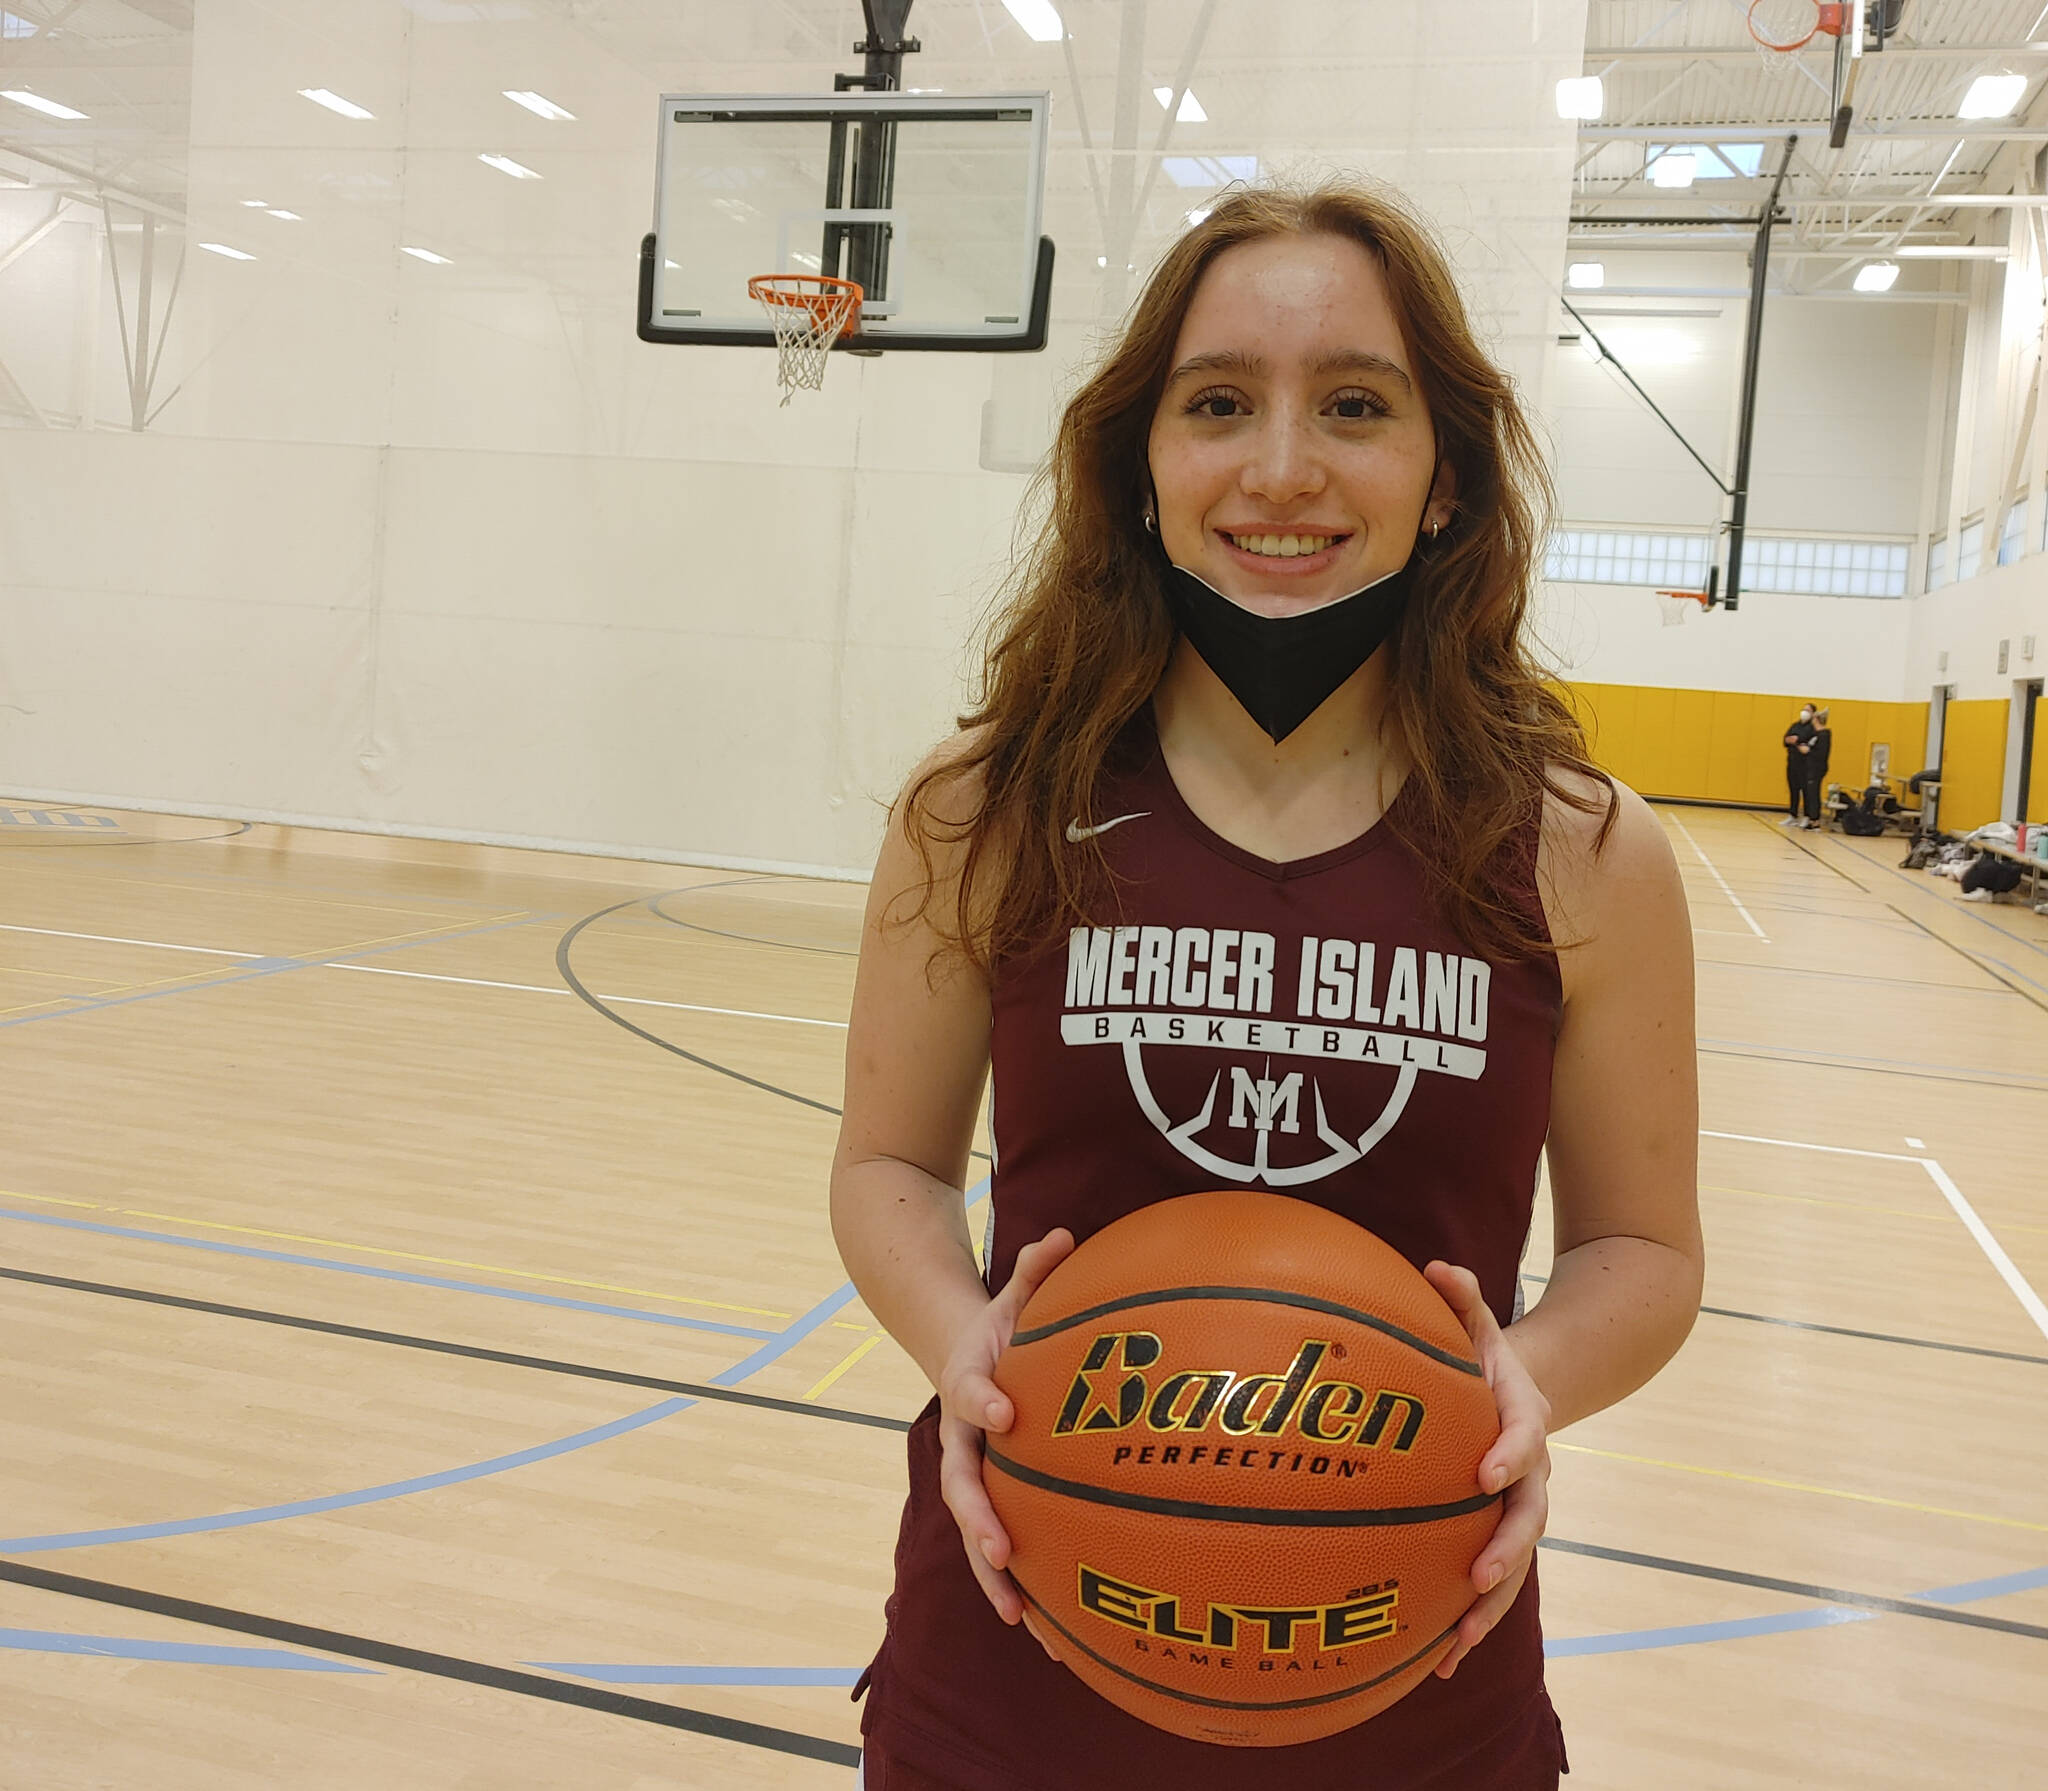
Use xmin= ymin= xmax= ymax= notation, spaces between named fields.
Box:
xmin=1535 ymin=765 xmax=1684 ymax=960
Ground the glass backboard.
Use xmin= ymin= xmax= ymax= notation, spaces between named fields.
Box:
xmin=639 ymin=92 xmax=1053 ymax=353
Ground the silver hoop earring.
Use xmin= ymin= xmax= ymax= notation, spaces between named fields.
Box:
xmin=1143 ymin=508 xmax=1158 ymax=535
xmin=1427 ymin=520 xmax=1441 ymax=540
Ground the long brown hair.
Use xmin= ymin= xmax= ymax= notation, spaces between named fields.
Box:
xmin=905 ymin=179 xmax=1613 ymax=967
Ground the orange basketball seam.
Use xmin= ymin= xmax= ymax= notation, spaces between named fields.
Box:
xmin=1010 ymin=1286 xmax=1483 ymax=1376
xmin=1010 ymin=1577 xmax=1464 ymax=1713
xmin=984 ymin=1446 xmax=1502 ymax=1526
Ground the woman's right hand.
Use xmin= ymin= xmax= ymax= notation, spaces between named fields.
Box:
xmin=935 ymin=1227 xmax=1076 ymax=1659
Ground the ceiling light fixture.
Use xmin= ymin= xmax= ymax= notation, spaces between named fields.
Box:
xmin=998 ymin=0 xmax=1064 ymax=43
xmin=1555 ymin=76 xmax=1604 ymax=121
xmin=299 ymin=88 xmax=374 ymax=120
xmin=240 ymin=198 xmax=270 ymax=208
xmin=1153 ymin=86 xmax=1207 ymax=122
xmin=1649 ymin=149 xmax=1698 ymax=189
xmin=198 ymin=243 xmax=256 ymax=261
xmin=1566 ymin=261 xmax=1605 ymax=290
xmin=1 ymin=89 xmax=88 ymax=120
xmin=1854 ymin=261 xmax=1900 ymax=292
xmin=265 ymin=209 xmax=301 ymax=221
xmin=1186 ymin=208 xmax=1213 ymax=226
xmin=503 ymin=90 xmax=575 ymax=121
xmin=479 ymin=153 xmax=542 ymax=180
xmin=1959 ymin=74 xmax=2028 ymax=119
xmin=401 ymin=246 xmax=453 ymax=264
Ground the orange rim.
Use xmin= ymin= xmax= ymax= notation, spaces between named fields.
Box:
xmin=1747 ymin=0 xmax=1820 ymax=52
xmin=747 ymin=273 xmax=864 ymax=330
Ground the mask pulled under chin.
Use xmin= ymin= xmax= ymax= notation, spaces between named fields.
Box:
xmin=1160 ymin=556 xmax=1420 ymax=743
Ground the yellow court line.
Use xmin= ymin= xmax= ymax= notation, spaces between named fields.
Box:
xmin=0 ymin=915 xmax=535 ymax=1017
xmin=303 ymin=911 xmax=534 ymax=957
xmin=0 ymin=960 xmax=254 ymax=1015
xmin=1551 ymin=1441 xmax=2048 ymax=1533
xmin=803 ymin=1332 xmax=887 ymax=1402
xmin=830 ymin=1320 xmax=871 ymax=1333
xmin=0 ymin=965 xmax=126 ymax=985
xmin=1704 ymin=1181 xmax=2048 ymax=1238
xmin=0 ymin=1185 xmax=792 ymax=1321
xmin=0 ymin=856 xmax=529 ymax=924
xmin=113 ymin=1209 xmax=794 ymax=1320
xmin=0 ymin=1188 xmax=100 ymax=1210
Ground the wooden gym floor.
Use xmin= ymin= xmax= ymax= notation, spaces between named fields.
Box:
xmin=1 ymin=797 xmax=2044 ymax=1788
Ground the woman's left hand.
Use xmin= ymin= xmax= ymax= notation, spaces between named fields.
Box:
xmin=1422 ymin=1260 xmax=1551 ymax=1679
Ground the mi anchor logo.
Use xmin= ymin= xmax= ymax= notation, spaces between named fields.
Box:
xmin=1230 ymin=1066 xmax=1302 ymax=1135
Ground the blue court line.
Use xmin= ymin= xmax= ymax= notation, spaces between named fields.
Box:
xmin=0 ymin=1207 xmax=776 ymax=1340
xmin=0 ymin=1398 xmax=695 ymax=1555
xmin=0 ymin=1626 xmax=373 ymax=1672
xmin=0 ymin=1219 xmax=886 ymax=1558
xmin=0 ymin=911 xmax=558 ymax=1032
xmin=1544 ymin=1607 xmax=1879 ymax=1657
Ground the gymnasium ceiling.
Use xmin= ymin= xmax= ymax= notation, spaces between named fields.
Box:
xmin=2 ymin=0 xmax=2044 ymax=276
xmin=1575 ymin=0 xmax=2048 ymax=282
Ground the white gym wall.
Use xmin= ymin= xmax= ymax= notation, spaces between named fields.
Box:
xmin=0 ymin=0 xmax=1590 ymax=875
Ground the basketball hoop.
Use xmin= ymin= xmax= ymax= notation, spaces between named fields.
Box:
xmin=1656 ymin=589 xmax=1712 ymax=627
xmin=748 ymin=273 xmax=864 ymax=404
xmin=1747 ymin=0 xmax=1846 ymax=54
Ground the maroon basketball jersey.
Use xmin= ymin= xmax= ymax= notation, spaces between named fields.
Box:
xmin=859 ymin=719 xmax=1567 ymax=1789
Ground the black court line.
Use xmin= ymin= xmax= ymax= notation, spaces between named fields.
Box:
xmin=0 ymin=1265 xmax=915 ymax=1433
xmin=1539 ymin=1539 xmax=2048 ymax=1643
xmin=18 ymin=1266 xmax=2041 ymax=1655
xmin=646 ymin=888 xmax=861 ymax=958
xmin=1695 ymin=1040 xmax=2048 ymax=1094
xmin=1693 ymin=957 xmax=2021 ymax=997
xmin=556 ymin=893 xmax=994 ymax=1162
xmin=1756 ymin=816 xmax=2048 ymax=1018
xmin=0 ymin=1560 xmax=861 ymax=1768
xmin=1518 ymin=1274 xmax=2048 ymax=1367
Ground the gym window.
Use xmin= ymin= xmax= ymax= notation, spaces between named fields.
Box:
xmin=1546 ymin=528 xmax=1909 ymax=597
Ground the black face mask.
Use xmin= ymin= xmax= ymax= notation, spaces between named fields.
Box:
xmin=1160 ymin=555 xmax=1421 ymax=743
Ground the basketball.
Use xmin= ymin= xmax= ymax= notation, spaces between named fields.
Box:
xmin=984 ymin=1191 xmax=1503 ymax=1747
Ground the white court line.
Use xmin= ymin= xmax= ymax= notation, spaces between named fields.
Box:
xmin=1920 ymin=1157 xmax=2048 ymax=1344
xmin=1701 ymin=1127 xmax=1921 ymax=1164
xmin=326 ymin=960 xmax=848 ymax=1029
xmin=1664 ymin=815 xmax=1770 ymax=942
xmin=0 ymin=922 xmax=260 ymax=959
xmin=1702 ymin=1126 xmax=2048 ymax=1342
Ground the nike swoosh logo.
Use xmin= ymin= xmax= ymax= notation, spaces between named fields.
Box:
xmin=1065 ymin=812 xmax=1151 ymax=843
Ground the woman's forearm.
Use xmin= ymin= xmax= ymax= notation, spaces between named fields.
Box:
xmin=1504 ymin=1235 xmax=1703 ymax=1432
xmin=830 ymin=1156 xmax=993 ymax=1389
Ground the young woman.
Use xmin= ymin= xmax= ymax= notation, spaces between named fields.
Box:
xmin=831 ymin=182 xmax=1703 ymax=1791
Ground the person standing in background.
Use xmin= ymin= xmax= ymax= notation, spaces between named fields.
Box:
xmin=1802 ymin=705 xmax=1832 ymax=830
xmin=1782 ymin=702 xmax=1816 ymax=826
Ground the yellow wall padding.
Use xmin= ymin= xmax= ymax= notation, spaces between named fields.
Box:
xmin=1565 ymin=684 xmax=1929 ymax=809
xmin=2030 ymin=694 xmax=2048 ymax=826
xmin=1927 ymin=699 xmax=2007 ymax=833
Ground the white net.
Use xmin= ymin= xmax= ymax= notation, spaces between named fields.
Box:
xmin=750 ymin=276 xmax=863 ymax=406
xmin=1656 ymin=591 xmax=1702 ymax=627
xmin=1748 ymin=0 xmax=1821 ymax=57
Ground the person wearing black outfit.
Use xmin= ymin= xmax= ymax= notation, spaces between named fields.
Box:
xmin=1803 ymin=705 xmax=1832 ymax=830
xmin=1783 ymin=703 xmax=1817 ymax=826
